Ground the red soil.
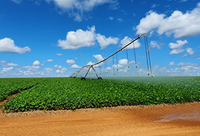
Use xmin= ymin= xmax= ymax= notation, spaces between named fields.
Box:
xmin=0 ymin=102 xmax=200 ymax=136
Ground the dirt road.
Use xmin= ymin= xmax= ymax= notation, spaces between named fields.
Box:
xmin=0 ymin=102 xmax=200 ymax=136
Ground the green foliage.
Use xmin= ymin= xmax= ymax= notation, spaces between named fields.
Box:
xmin=0 ymin=78 xmax=38 ymax=101
xmin=1 ymin=77 xmax=200 ymax=112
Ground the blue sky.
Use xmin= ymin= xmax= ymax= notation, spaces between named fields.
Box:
xmin=0 ymin=0 xmax=200 ymax=77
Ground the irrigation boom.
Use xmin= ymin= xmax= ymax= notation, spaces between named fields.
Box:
xmin=70 ymin=33 xmax=152 ymax=80
xmin=94 ymin=34 xmax=144 ymax=66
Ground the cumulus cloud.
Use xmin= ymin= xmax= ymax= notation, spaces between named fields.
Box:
xmin=93 ymin=54 xmax=104 ymax=62
xmin=169 ymin=61 xmax=175 ymax=66
xmin=66 ymin=59 xmax=75 ymax=65
xmin=150 ymin=41 xmax=161 ymax=49
xmin=109 ymin=16 xmax=114 ymax=20
xmin=0 ymin=38 xmax=31 ymax=54
xmin=45 ymin=0 xmax=118 ymax=21
xmin=71 ymin=64 xmax=81 ymax=68
xmin=136 ymin=3 xmax=200 ymax=38
xmin=182 ymin=47 xmax=195 ymax=57
xmin=2 ymin=67 xmax=14 ymax=72
xmin=96 ymin=34 xmax=119 ymax=49
xmin=119 ymin=59 xmax=128 ymax=66
xmin=58 ymin=26 xmax=120 ymax=50
xmin=33 ymin=60 xmax=40 ymax=65
xmin=0 ymin=61 xmax=19 ymax=67
xmin=45 ymin=68 xmax=53 ymax=73
xmin=169 ymin=40 xmax=188 ymax=55
xmin=150 ymin=62 xmax=200 ymax=76
xmin=58 ymin=26 xmax=96 ymax=49
xmin=0 ymin=60 xmax=6 ymax=65
xmin=48 ymin=59 xmax=53 ymax=62
xmin=120 ymin=36 xmax=141 ymax=49
xmin=54 ymin=65 xmax=68 ymax=74
xmin=93 ymin=54 xmax=104 ymax=67
xmin=151 ymin=4 xmax=159 ymax=8
xmin=8 ymin=62 xmax=19 ymax=66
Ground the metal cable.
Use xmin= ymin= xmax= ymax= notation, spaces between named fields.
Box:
xmin=133 ymin=43 xmax=137 ymax=68
xmin=145 ymin=35 xmax=153 ymax=76
xmin=144 ymin=35 xmax=150 ymax=76
xmin=126 ymin=48 xmax=130 ymax=68
xmin=116 ymin=53 xmax=118 ymax=71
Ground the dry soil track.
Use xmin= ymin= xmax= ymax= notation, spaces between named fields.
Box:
xmin=0 ymin=102 xmax=200 ymax=136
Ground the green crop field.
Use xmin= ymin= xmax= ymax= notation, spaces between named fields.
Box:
xmin=0 ymin=77 xmax=200 ymax=113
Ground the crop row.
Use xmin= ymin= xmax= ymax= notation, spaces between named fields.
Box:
xmin=2 ymin=77 xmax=200 ymax=112
xmin=0 ymin=78 xmax=39 ymax=101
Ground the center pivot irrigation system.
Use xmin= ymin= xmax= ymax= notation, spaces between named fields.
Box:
xmin=70 ymin=33 xmax=153 ymax=80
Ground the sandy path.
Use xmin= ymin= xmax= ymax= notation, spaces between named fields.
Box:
xmin=0 ymin=102 xmax=200 ymax=136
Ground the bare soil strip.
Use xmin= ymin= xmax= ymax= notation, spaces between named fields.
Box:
xmin=0 ymin=102 xmax=200 ymax=136
xmin=0 ymin=93 xmax=20 ymax=107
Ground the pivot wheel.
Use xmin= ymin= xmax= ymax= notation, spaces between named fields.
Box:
xmin=81 ymin=77 xmax=86 ymax=80
xmin=98 ymin=77 xmax=102 ymax=80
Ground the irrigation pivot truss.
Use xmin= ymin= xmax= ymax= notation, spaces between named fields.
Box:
xmin=70 ymin=33 xmax=153 ymax=80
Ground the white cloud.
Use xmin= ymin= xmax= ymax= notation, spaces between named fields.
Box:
xmin=66 ymin=59 xmax=75 ymax=65
xmin=46 ymin=0 xmax=117 ymax=21
xmin=56 ymin=68 xmax=67 ymax=74
xmin=45 ymin=68 xmax=53 ymax=73
xmin=186 ymin=47 xmax=195 ymax=55
xmin=169 ymin=40 xmax=188 ymax=49
xmin=12 ymin=0 xmax=22 ymax=4
xmin=53 ymin=0 xmax=76 ymax=9
xmin=177 ymin=62 xmax=199 ymax=67
xmin=109 ymin=16 xmax=114 ymax=20
xmin=47 ymin=59 xmax=53 ymax=62
xmin=169 ymin=40 xmax=188 ymax=55
xmin=150 ymin=62 xmax=200 ymax=76
xmin=182 ymin=47 xmax=195 ymax=57
xmin=169 ymin=61 xmax=175 ymax=66
xmin=96 ymin=34 xmax=119 ymax=49
xmin=8 ymin=62 xmax=19 ymax=66
xmin=58 ymin=26 xmax=119 ymax=50
xmin=56 ymin=53 xmax=63 ymax=56
xmin=119 ymin=59 xmax=128 ymax=66
xmin=71 ymin=64 xmax=81 ymax=68
xmin=120 ymin=36 xmax=141 ymax=49
xmin=149 ymin=31 xmax=153 ymax=37
xmin=151 ymin=4 xmax=159 ymax=8
xmin=33 ymin=60 xmax=40 ymax=65
xmin=23 ymin=65 xmax=40 ymax=69
xmin=0 ymin=61 xmax=19 ymax=67
xmin=87 ymin=61 xmax=94 ymax=66
xmin=51 ymin=0 xmax=116 ymax=11
xmin=150 ymin=41 xmax=161 ymax=49
xmin=136 ymin=3 xmax=200 ymax=38
xmin=53 ymin=65 xmax=68 ymax=74
xmin=2 ymin=67 xmax=14 ymax=72
xmin=58 ymin=26 xmax=96 ymax=49
xmin=93 ymin=54 xmax=104 ymax=67
xmin=54 ymin=65 xmax=62 ymax=69
xmin=0 ymin=60 xmax=6 ymax=64
xmin=170 ymin=48 xmax=185 ymax=55
xmin=0 ymin=38 xmax=31 ymax=54
xmin=117 ymin=18 xmax=124 ymax=22
xmin=93 ymin=54 xmax=104 ymax=62
xmin=180 ymin=0 xmax=187 ymax=2
xmin=136 ymin=11 xmax=165 ymax=35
